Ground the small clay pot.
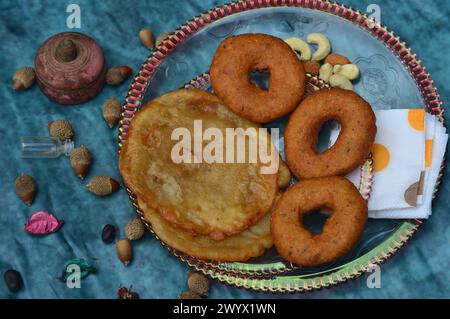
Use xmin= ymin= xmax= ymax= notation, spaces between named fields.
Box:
xmin=35 ymin=32 xmax=106 ymax=105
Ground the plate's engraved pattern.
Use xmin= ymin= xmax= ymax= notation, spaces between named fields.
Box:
xmin=118 ymin=0 xmax=446 ymax=292
xmin=277 ymin=17 xmax=327 ymax=36
xmin=355 ymin=54 xmax=400 ymax=109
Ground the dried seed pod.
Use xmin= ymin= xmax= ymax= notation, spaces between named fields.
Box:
xmin=106 ymin=66 xmax=133 ymax=86
xmin=102 ymin=224 xmax=116 ymax=244
xmin=117 ymin=239 xmax=132 ymax=266
xmin=70 ymin=145 xmax=91 ymax=180
xmin=86 ymin=175 xmax=120 ymax=196
xmin=187 ymin=272 xmax=210 ymax=296
xmin=179 ymin=291 xmax=202 ymax=300
xmin=156 ymin=32 xmax=170 ymax=47
xmin=139 ymin=28 xmax=155 ymax=49
xmin=14 ymin=173 xmax=37 ymax=205
xmin=124 ymin=218 xmax=145 ymax=241
xmin=13 ymin=67 xmax=35 ymax=90
xmin=102 ymin=97 xmax=122 ymax=128
xmin=4 ymin=269 xmax=23 ymax=293
xmin=303 ymin=60 xmax=321 ymax=76
xmin=48 ymin=119 xmax=74 ymax=141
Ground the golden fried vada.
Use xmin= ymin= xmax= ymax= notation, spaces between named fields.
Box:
xmin=210 ymin=34 xmax=306 ymax=123
xmin=285 ymin=88 xmax=376 ymax=179
xmin=271 ymin=176 xmax=368 ymax=266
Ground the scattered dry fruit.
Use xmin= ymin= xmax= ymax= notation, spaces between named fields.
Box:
xmin=124 ymin=219 xmax=145 ymax=241
xmin=303 ymin=60 xmax=321 ymax=76
xmin=86 ymin=175 xmax=120 ymax=196
xmin=70 ymin=145 xmax=91 ymax=180
xmin=117 ymin=239 xmax=133 ymax=266
xmin=139 ymin=28 xmax=155 ymax=49
xmin=187 ymin=272 xmax=210 ymax=296
xmin=48 ymin=120 xmax=74 ymax=141
xmin=325 ymin=53 xmax=352 ymax=66
xmin=106 ymin=66 xmax=133 ymax=86
xmin=102 ymin=97 xmax=122 ymax=128
xmin=13 ymin=67 xmax=35 ymax=90
xmin=14 ymin=173 xmax=37 ymax=205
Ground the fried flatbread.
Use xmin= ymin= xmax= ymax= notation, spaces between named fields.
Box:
xmin=119 ymin=89 xmax=279 ymax=240
xmin=138 ymin=198 xmax=273 ymax=261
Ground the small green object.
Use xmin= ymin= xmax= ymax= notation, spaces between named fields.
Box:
xmin=60 ymin=258 xmax=97 ymax=282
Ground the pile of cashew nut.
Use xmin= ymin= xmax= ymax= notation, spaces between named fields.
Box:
xmin=284 ymin=33 xmax=360 ymax=91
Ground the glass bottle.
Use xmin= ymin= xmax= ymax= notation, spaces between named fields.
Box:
xmin=21 ymin=137 xmax=74 ymax=158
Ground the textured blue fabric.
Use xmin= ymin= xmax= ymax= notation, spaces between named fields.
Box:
xmin=0 ymin=0 xmax=449 ymax=299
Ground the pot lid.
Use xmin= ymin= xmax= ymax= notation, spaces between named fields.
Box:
xmin=35 ymin=32 xmax=105 ymax=90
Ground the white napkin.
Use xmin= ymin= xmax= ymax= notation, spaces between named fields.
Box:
xmin=330 ymin=109 xmax=425 ymax=210
xmin=370 ymin=126 xmax=447 ymax=219
xmin=329 ymin=109 xmax=448 ymax=219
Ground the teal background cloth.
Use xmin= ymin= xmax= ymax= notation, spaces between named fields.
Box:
xmin=0 ymin=0 xmax=449 ymax=298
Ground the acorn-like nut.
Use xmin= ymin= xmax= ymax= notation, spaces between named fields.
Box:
xmin=179 ymin=291 xmax=202 ymax=300
xmin=13 ymin=67 xmax=35 ymax=90
xmin=156 ymin=32 xmax=170 ymax=47
xmin=70 ymin=145 xmax=91 ymax=180
xmin=48 ymin=120 xmax=74 ymax=141
xmin=139 ymin=28 xmax=155 ymax=49
xmin=303 ymin=60 xmax=321 ymax=76
xmin=187 ymin=272 xmax=210 ymax=296
xmin=103 ymin=97 xmax=122 ymax=128
xmin=117 ymin=239 xmax=133 ymax=266
xmin=14 ymin=173 xmax=37 ymax=205
xmin=86 ymin=175 xmax=120 ymax=196
xmin=106 ymin=66 xmax=133 ymax=86
xmin=124 ymin=219 xmax=145 ymax=241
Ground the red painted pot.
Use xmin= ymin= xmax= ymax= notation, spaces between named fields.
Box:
xmin=35 ymin=32 xmax=106 ymax=105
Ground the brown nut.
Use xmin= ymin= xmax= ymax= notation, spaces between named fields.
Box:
xmin=106 ymin=66 xmax=133 ymax=86
xmin=48 ymin=120 xmax=74 ymax=141
xmin=86 ymin=175 xmax=120 ymax=196
xmin=13 ymin=67 xmax=35 ymax=90
xmin=139 ymin=28 xmax=155 ymax=49
xmin=70 ymin=145 xmax=91 ymax=180
xmin=14 ymin=173 xmax=37 ymax=205
xmin=117 ymin=239 xmax=133 ymax=266
xmin=187 ymin=272 xmax=210 ymax=296
xmin=102 ymin=97 xmax=122 ymax=128
xmin=124 ymin=219 xmax=145 ymax=241
xmin=303 ymin=60 xmax=321 ymax=76
xmin=324 ymin=53 xmax=352 ymax=66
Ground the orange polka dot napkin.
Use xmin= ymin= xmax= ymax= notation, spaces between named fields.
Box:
xmin=372 ymin=116 xmax=447 ymax=219
xmin=329 ymin=109 xmax=448 ymax=219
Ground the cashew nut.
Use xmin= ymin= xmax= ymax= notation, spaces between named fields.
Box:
xmin=284 ymin=37 xmax=311 ymax=61
xmin=333 ymin=64 xmax=360 ymax=80
xmin=307 ymin=33 xmax=331 ymax=61
xmin=319 ymin=63 xmax=333 ymax=82
xmin=329 ymin=74 xmax=353 ymax=91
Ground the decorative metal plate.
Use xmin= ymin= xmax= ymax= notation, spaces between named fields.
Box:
xmin=118 ymin=0 xmax=445 ymax=292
